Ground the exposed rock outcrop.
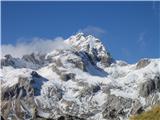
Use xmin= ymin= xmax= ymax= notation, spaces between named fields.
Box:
xmin=139 ymin=75 xmax=160 ymax=97
xmin=22 ymin=53 xmax=46 ymax=65
xmin=136 ymin=58 xmax=151 ymax=69
xmin=102 ymin=95 xmax=132 ymax=120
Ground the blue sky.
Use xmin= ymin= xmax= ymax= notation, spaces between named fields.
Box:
xmin=1 ymin=1 xmax=160 ymax=63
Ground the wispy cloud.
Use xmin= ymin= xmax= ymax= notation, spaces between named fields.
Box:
xmin=2 ymin=37 xmax=71 ymax=58
xmin=78 ymin=26 xmax=106 ymax=37
xmin=137 ymin=32 xmax=147 ymax=48
xmin=2 ymin=26 xmax=106 ymax=58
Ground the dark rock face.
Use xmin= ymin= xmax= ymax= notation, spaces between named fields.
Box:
xmin=1 ymin=54 xmax=15 ymax=67
xmin=100 ymin=54 xmax=113 ymax=67
xmin=154 ymin=75 xmax=160 ymax=91
xmin=44 ymin=85 xmax=63 ymax=101
xmin=31 ymin=71 xmax=41 ymax=78
xmin=57 ymin=115 xmax=85 ymax=120
xmin=1 ymin=72 xmax=49 ymax=120
xmin=81 ymin=48 xmax=113 ymax=68
xmin=67 ymin=58 xmax=86 ymax=71
xmin=77 ymin=84 xmax=101 ymax=98
xmin=131 ymin=100 xmax=144 ymax=115
xmin=102 ymin=95 xmax=132 ymax=120
xmin=52 ymin=64 xmax=76 ymax=81
xmin=1 ymin=116 xmax=5 ymax=120
xmin=22 ymin=53 xmax=45 ymax=65
xmin=60 ymin=73 xmax=75 ymax=81
xmin=67 ymin=33 xmax=114 ymax=67
xmin=31 ymin=71 xmax=48 ymax=96
xmin=139 ymin=75 xmax=160 ymax=97
xmin=139 ymin=80 xmax=156 ymax=97
xmin=1 ymin=76 xmax=36 ymax=120
xmin=136 ymin=59 xmax=151 ymax=69
xmin=1 ymin=77 xmax=34 ymax=100
xmin=92 ymin=85 xmax=101 ymax=93
xmin=1 ymin=53 xmax=47 ymax=69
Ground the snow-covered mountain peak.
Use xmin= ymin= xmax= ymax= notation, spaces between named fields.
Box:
xmin=65 ymin=33 xmax=113 ymax=67
xmin=1 ymin=33 xmax=160 ymax=120
xmin=65 ymin=32 xmax=105 ymax=52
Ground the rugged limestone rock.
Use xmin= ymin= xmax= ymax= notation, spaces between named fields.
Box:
xmin=22 ymin=53 xmax=46 ymax=65
xmin=139 ymin=79 xmax=156 ymax=97
xmin=1 ymin=72 xmax=49 ymax=119
xmin=57 ymin=115 xmax=85 ymax=120
xmin=1 ymin=54 xmax=45 ymax=69
xmin=139 ymin=75 xmax=160 ymax=97
xmin=136 ymin=58 xmax=151 ymax=69
xmin=154 ymin=75 xmax=160 ymax=91
xmin=99 ymin=53 xmax=113 ymax=67
xmin=102 ymin=95 xmax=132 ymax=120
xmin=67 ymin=57 xmax=86 ymax=71
xmin=60 ymin=73 xmax=75 ymax=81
xmin=1 ymin=54 xmax=15 ymax=67
xmin=1 ymin=77 xmax=34 ymax=100
xmin=131 ymin=100 xmax=144 ymax=115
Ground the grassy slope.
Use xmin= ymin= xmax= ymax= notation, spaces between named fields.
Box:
xmin=130 ymin=105 xmax=160 ymax=120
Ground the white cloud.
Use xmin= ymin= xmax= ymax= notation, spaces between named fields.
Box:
xmin=78 ymin=26 xmax=106 ymax=37
xmin=1 ymin=26 xmax=106 ymax=58
xmin=1 ymin=37 xmax=71 ymax=58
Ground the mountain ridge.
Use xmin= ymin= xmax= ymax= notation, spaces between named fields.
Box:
xmin=1 ymin=33 xmax=160 ymax=120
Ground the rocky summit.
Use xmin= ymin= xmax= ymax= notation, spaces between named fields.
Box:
xmin=1 ymin=33 xmax=160 ymax=120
